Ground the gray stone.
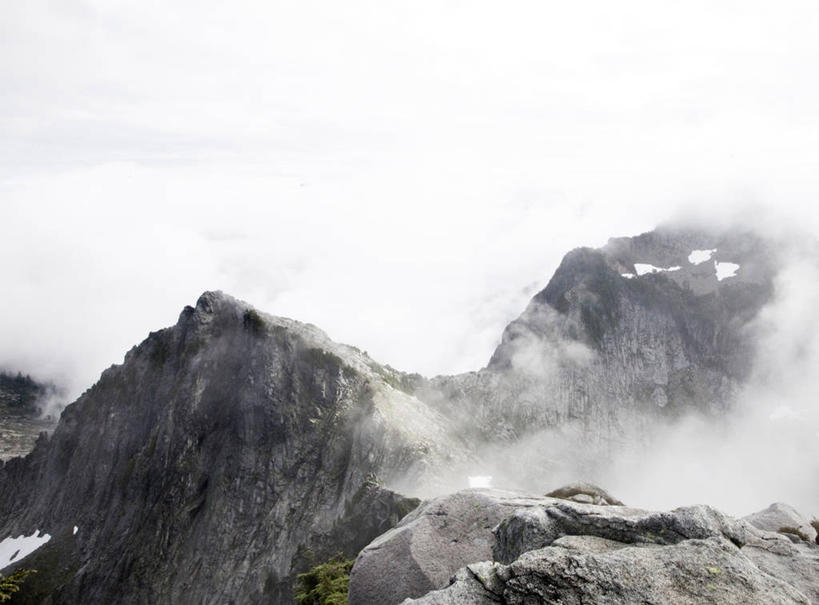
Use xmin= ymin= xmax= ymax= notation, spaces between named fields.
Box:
xmin=405 ymin=537 xmax=811 ymax=605
xmin=545 ymin=481 xmax=624 ymax=506
xmin=492 ymin=500 xmax=766 ymax=564
xmin=415 ymin=227 xmax=778 ymax=490
xmin=742 ymin=542 xmax=819 ymax=603
xmin=355 ymin=489 xmax=818 ymax=605
xmin=349 ymin=489 xmax=548 ymax=605
xmin=0 ymin=292 xmax=470 ymax=604
xmin=744 ymin=502 xmax=818 ymax=543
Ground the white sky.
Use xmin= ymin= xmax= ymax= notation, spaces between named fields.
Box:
xmin=3 ymin=1 xmax=819 ymax=396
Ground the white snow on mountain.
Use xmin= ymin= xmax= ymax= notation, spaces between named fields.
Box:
xmin=715 ymin=261 xmax=740 ymax=281
xmin=688 ymin=249 xmax=717 ymax=264
xmin=634 ymin=263 xmax=682 ymax=276
xmin=0 ymin=530 xmax=51 ymax=571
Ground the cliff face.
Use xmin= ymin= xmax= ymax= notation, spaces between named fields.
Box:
xmin=416 ymin=227 xmax=775 ymax=485
xmin=0 ymin=292 xmax=466 ymax=604
xmin=0 ymin=226 xmax=787 ymax=603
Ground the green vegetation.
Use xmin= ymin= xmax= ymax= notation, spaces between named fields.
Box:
xmin=293 ymin=554 xmax=354 ymax=605
xmin=242 ymin=309 xmax=267 ymax=335
xmin=2 ymin=539 xmax=80 ymax=605
xmin=375 ymin=366 xmax=418 ymax=395
xmin=395 ymin=495 xmax=422 ymax=519
xmin=778 ymin=526 xmax=809 ymax=541
xmin=0 ymin=569 xmax=36 ymax=602
xmin=0 ymin=372 xmax=52 ymax=413
xmin=301 ymin=348 xmax=344 ymax=372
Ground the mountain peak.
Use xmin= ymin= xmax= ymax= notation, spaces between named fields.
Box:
xmin=0 ymin=226 xmax=806 ymax=604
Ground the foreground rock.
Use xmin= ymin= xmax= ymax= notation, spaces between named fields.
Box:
xmin=408 ymin=537 xmax=810 ymax=604
xmin=349 ymin=490 xmax=549 ymax=605
xmin=544 ymin=481 xmax=624 ymax=506
xmin=349 ymin=488 xmax=819 ymax=605
xmin=744 ymin=502 xmax=818 ymax=544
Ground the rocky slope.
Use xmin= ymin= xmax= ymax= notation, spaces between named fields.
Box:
xmin=350 ymin=487 xmax=819 ymax=604
xmin=0 ymin=225 xmax=794 ymax=603
xmin=415 ymin=226 xmax=777 ymax=488
xmin=0 ymin=292 xmax=468 ymax=603
xmin=0 ymin=373 xmax=59 ymax=461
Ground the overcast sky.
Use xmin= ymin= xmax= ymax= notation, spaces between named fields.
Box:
xmin=3 ymin=1 xmax=819 ymax=397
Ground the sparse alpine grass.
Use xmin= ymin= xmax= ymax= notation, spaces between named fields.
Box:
xmin=778 ymin=526 xmax=810 ymax=541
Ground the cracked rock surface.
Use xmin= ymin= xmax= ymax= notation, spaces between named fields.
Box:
xmin=744 ymin=502 xmax=818 ymax=543
xmin=349 ymin=489 xmax=547 ymax=605
xmin=350 ymin=488 xmax=819 ymax=605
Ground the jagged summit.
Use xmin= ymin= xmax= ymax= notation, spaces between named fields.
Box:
xmin=603 ymin=225 xmax=775 ymax=291
xmin=164 ymin=290 xmax=414 ymax=385
xmin=490 ymin=225 xmax=773 ymax=375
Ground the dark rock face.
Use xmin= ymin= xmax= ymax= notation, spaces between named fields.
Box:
xmin=0 ymin=292 xmax=457 ymax=604
xmin=351 ymin=489 xmax=818 ymax=605
xmin=290 ymin=478 xmax=421 ymax=577
xmin=416 ymin=226 xmax=777 ymax=486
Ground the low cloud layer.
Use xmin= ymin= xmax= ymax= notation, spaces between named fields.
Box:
xmin=398 ymin=223 xmax=819 ymax=520
xmin=606 ymin=246 xmax=819 ymax=516
xmin=5 ymin=2 xmax=819 ymax=404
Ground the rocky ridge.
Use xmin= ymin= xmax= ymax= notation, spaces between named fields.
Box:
xmin=0 ymin=226 xmax=797 ymax=604
xmin=415 ymin=226 xmax=776 ymax=489
xmin=0 ymin=292 xmax=469 ymax=603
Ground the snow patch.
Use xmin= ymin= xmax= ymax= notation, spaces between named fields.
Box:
xmin=621 ymin=273 xmax=635 ymax=279
xmin=73 ymin=526 xmax=78 ymax=535
xmin=715 ymin=261 xmax=740 ymax=281
xmin=468 ymin=476 xmax=492 ymax=488
xmin=688 ymin=249 xmax=717 ymax=265
xmin=0 ymin=530 xmax=51 ymax=571
xmin=634 ymin=263 xmax=682 ymax=276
